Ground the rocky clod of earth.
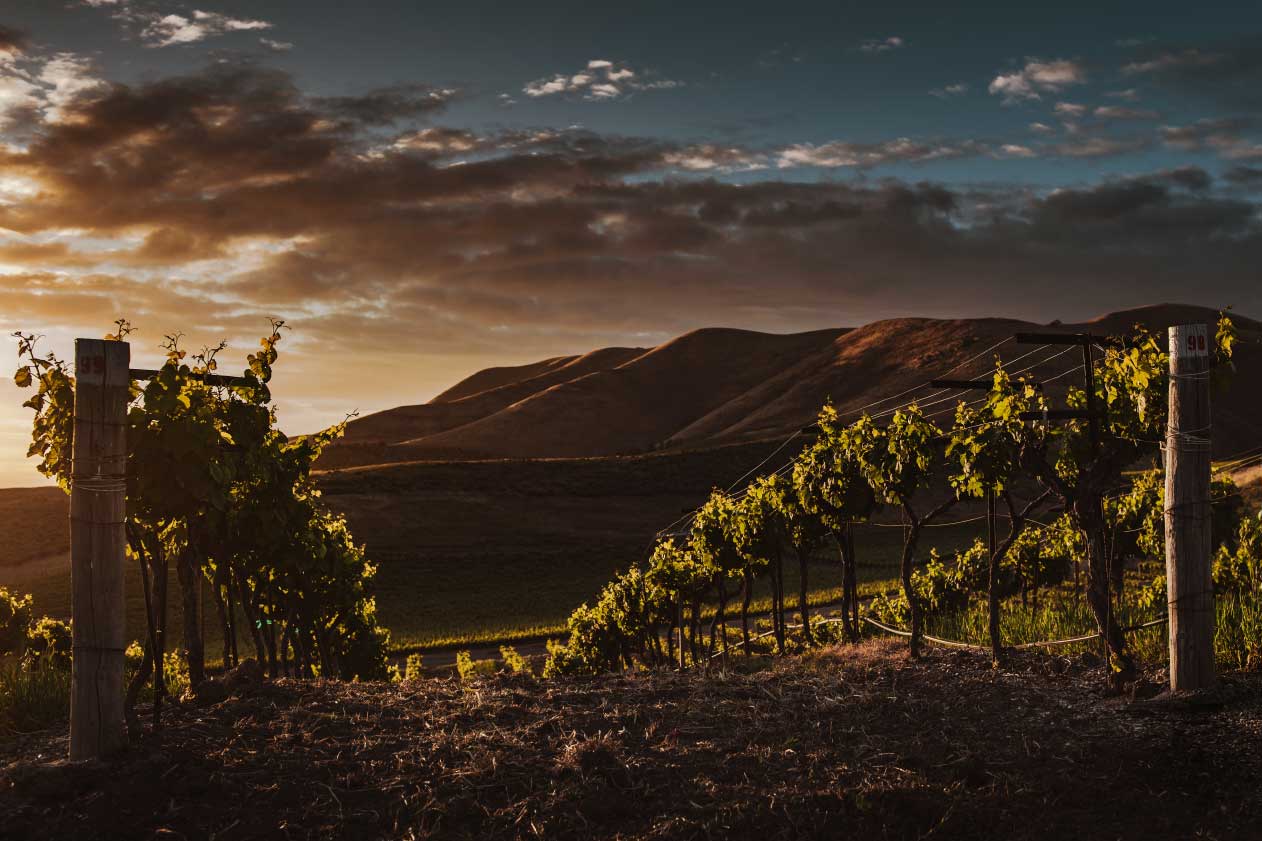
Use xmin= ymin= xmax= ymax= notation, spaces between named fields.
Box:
xmin=1 ymin=640 xmax=1261 ymax=840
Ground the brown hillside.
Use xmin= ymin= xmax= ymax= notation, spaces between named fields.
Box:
xmin=324 ymin=303 xmax=1260 ymax=469
xmin=399 ymin=327 xmax=844 ymax=458
xmin=340 ymin=346 xmax=647 ymax=446
xmin=430 ymin=355 xmax=579 ymax=403
xmin=431 ymin=346 xmax=646 ymax=404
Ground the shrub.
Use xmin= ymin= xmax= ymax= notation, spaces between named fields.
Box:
xmin=331 ymin=603 xmax=393 ymax=682
xmin=455 ymin=651 xmax=474 ymax=680
xmin=454 ymin=651 xmax=497 ymax=681
xmin=0 ymin=588 xmax=33 ymax=657
xmin=404 ymin=653 xmax=424 ymax=681
xmin=544 ymin=567 xmax=667 ymax=677
xmin=23 ymin=617 xmax=71 ymax=671
xmin=1213 ymin=511 xmax=1262 ymax=670
xmin=500 ymin=645 xmax=530 ymax=675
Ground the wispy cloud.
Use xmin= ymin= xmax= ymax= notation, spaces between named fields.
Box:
xmin=859 ymin=36 xmax=904 ymax=54
xmin=989 ymin=58 xmax=1087 ymax=103
xmin=929 ymin=83 xmax=968 ymax=98
xmin=1122 ymin=48 xmax=1220 ymax=76
xmin=1105 ymin=88 xmax=1140 ymax=101
xmin=1052 ymin=135 xmax=1150 ymax=158
xmin=777 ymin=137 xmax=984 ymax=168
xmin=259 ymin=37 xmax=293 ymax=52
xmin=140 ymin=10 xmax=272 ymax=47
xmin=1093 ymin=105 xmax=1158 ymax=120
xmin=523 ymin=59 xmax=681 ymax=101
xmin=662 ymin=144 xmax=767 ymax=172
xmin=998 ymin=144 xmax=1037 ymax=158
xmin=1053 ymin=102 xmax=1088 ymax=117
xmin=1159 ymin=117 xmax=1251 ymax=151
xmin=77 ymin=2 xmax=278 ymax=48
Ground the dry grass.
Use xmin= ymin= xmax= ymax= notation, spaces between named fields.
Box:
xmin=3 ymin=640 xmax=1260 ymax=840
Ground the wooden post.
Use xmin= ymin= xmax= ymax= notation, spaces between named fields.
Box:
xmin=70 ymin=338 xmax=129 ymax=760
xmin=1165 ymin=324 xmax=1215 ymax=692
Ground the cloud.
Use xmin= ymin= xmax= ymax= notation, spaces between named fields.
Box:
xmin=1121 ymin=38 xmax=1262 ymax=107
xmin=859 ymin=36 xmax=904 ymax=54
xmin=1159 ymin=118 xmax=1260 ymax=159
xmin=259 ymin=38 xmax=293 ymax=52
xmin=139 ymin=10 xmax=273 ymax=47
xmin=929 ymin=83 xmax=968 ymax=98
xmin=0 ymin=25 xmax=29 ymax=58
xmin=1155 ymin=165 xmax=1213 ymax=191
xmin=1053 ymin=102 xmax=1087 ymax=117
xmin=315 ymin=84 xmax=457 ymax=125
xmin=389 ymin=126 xmax=483 ymax=156
xmin=0 ymin=47 xmax=106 ymax=129
xmin=1105 ymin=88 xmax=1140 ymax=101
xmin=776 ymin=137 xmax=986 ymax=169
xmin=1224 ymin=165 xmax=1262 ymax=189
xmin=989 ymin=58 xmax=1087 ymax=103
xmin=522 ymin=60 xmax=680 ymax=101
xmin=998 ymin=144 xmax=1037 ymax=158
xmin=1222 ymin=143 xmax=1262 ymax=161
xmin=1123 ymin=48 xmax=1221 ymax=77
xmin=1093 ymin=105 xmax=1158 ymax=120
xmin=1052 ymin=136 xmax=1151 ymax=158
xmin=661 ymin=144 xmax=766 ymax=172
xmin=1028 ymin=122 xmax=1056 ymax=135
xmin=79 ymin=3 xmax=278 ymax=49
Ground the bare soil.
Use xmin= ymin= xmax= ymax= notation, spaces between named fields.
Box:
xmin=3 ymin=640 xmax=1260 ymax=840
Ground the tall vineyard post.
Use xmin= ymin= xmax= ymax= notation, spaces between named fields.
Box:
xmin=1165 ymin=324 xmax=1215 ymax=691
xmin=69 ymin=338 xmax=129 ymax=760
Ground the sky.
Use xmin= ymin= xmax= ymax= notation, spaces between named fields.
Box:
xmin=0 ymin=0 xmax=1260 ymax=485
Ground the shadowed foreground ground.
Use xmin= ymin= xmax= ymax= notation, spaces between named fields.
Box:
xmin=2 ymin=640 xmax=1260 ymax=840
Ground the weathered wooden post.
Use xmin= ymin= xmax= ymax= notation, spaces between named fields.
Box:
xmin=1165 ymin=324 xmax=1215 ymax=692
xmin=70 ymin=338 xmax=129 ymax=760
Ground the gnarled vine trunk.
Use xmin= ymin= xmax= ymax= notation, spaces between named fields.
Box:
xmin=176 ymin=546 xmax=205 ymax=687
xmin=845 ymin=527 xmax=860 ymax=642
xmin=797 ymin=547 xmax=813 ymax=645
xmin=740 ymin=571 xmax=753 ymax=656
xmin=1076 ymin=494 xmax=1136 ymax=692
xmin=900 ymin=518 xmax=925 ymax=658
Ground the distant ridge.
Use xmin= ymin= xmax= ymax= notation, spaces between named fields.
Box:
xmin=319 ymin=304 xmax=1262 ymax=470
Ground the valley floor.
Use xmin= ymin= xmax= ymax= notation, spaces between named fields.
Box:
xmin=2 ymin=640 xmax=1260 ymax=840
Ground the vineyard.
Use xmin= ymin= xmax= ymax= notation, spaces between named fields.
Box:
xmin=542 ymin=313 xmax=1262 ymax=692
xmin=2 ymin=311 xmax=1262 ymax=838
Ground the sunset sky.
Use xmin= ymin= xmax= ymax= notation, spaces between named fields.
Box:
xmin=1 ymin=1 xmax=1260 ymax=485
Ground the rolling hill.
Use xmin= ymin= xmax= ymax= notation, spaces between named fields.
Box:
xmin=320 ymin=303 xmax=1262 ymax=469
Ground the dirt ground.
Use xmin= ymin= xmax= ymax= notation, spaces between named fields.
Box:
xmin=2 ymin=640 xmax=1260 ymax=840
